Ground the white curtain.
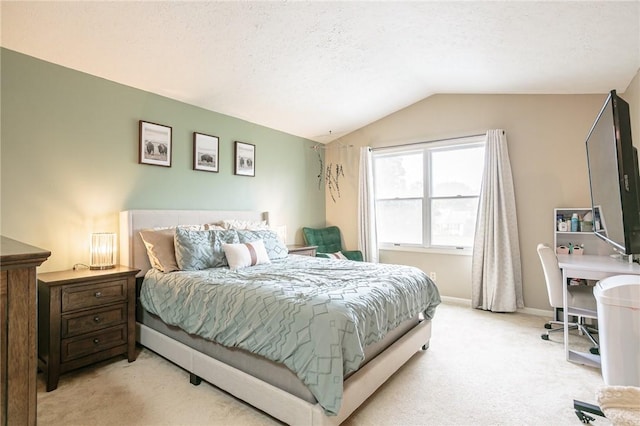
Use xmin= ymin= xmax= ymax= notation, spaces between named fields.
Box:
xmin=471 ymin=130 xmax=523 ymax=312
xmin=358 ymin=146 xmax=378 ymax=263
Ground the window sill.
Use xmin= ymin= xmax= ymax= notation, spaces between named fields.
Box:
xmin=379 ymin=245 xmax=472 ymax=256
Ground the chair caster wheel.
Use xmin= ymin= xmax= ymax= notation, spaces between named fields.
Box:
xmin=590 ymin=347 xmax=599 ymax=355
xmin=544 ymin=323 xmax=552 ymax=329
xmin=541 ymin=334 xmax=550 ymax=340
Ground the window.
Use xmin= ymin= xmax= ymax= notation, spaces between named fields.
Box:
xmin=373 ymin=135 xmax=485 ymax=250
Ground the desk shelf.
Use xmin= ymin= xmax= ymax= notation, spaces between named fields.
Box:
xmin=554 ymin=208 xmax=612 ymax=256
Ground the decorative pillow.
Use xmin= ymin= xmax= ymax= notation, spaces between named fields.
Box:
xmin=236 ymin=229 xmax=289 ymax=260
xmin=139 ymin=225 xmax=203 ymax=272
xmin=222 ymin=240 xmax=270 ymax=271
xmin=139 ymin=228 xmax=179 ymax=272
xmin=325 ymin=251 xmax=348 ymax=260
xmin=214 ymin=219 xmax=269 ymax=230
xmin=174 ymin=228 xmax=239 ymax=270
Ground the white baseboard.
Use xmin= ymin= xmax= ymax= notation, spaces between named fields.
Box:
xmin=440 ymin=296 xmax=553 ymax=317
xmin=517 ymin=306 xmax=553 ymax=317
xmin=440 ymin=296 xmax=471 ymax=306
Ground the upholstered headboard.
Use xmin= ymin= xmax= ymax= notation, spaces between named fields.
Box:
xmin=119 ymin=209 xmax=269 ymax=277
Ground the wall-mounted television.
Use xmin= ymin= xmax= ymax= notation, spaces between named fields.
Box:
xmin=585 ymin=90 xmax=640 ymax=256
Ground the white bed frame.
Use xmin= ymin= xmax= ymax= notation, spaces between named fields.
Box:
xmin=119 ymin=209 xmax=432 ymax=426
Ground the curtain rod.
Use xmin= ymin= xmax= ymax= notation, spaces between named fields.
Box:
xmin=370 ymin=131 xmax=495 ymax=152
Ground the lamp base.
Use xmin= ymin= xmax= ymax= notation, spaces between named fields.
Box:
xmin=89 ymin=265 xmax=116 ymax=270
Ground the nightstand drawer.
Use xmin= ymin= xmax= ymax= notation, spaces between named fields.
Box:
xmin=61 ymin=279 xmax=127 ymax=312
xmin=61 ymin=304 xmax=127 ymax=338
xmin=61 ymin=325 xmax=127 ymax=362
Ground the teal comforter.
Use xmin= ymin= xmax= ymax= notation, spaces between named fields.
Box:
xmin=140 ymin=255 xmax=440 ymax=415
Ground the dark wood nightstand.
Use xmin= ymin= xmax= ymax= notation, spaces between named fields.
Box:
xmin=287 ymin=245 xmax=318 ymax=257
xmin=37 ymin=265 xmax=139 ymax=391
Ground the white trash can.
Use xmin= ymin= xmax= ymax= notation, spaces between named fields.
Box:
xmin=594 ymin=275 xmax=640 ymax=386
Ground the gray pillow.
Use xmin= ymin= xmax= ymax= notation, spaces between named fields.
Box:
xmin=174 ymin=228 xmax=239 ymax=270
xmin=236 ymin=229 xmax=289 ymax=260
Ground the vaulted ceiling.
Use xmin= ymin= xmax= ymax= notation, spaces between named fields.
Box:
xmin=2 ymin=1 xmax=639 ymax=142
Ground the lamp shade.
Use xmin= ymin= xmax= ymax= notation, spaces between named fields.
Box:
xmin=90 ymin=232 xmax=116 ymax=270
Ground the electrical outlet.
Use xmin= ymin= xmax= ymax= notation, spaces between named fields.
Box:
xmin=429 ymin=272 xmax=437 ymax=281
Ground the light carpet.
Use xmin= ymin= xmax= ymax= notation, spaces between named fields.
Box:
xmin=37 ymin=301 xmax=610 ymax=425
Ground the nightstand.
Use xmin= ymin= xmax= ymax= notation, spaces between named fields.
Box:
xmin=37 ymin=265 xmax=139 ymax=391
xmin=287 ymin=245 xmax=318 ymax=257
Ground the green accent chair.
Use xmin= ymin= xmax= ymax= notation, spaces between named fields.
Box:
xmin=302 ymin=226 xmax=364 ymax=261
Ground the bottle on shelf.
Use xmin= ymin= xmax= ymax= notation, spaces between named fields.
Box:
xmin=571 ymin=213 xmax=579 ymax=232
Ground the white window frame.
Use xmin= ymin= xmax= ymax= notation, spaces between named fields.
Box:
xmin=373 ymin=135 xmax=486 ymax=255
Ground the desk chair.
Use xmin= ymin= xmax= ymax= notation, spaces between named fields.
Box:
xmin=536 ymin=244 xmax=599 ymax=347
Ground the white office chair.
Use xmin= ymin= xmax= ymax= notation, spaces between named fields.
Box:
xmin=536 ymin=243 xmax=599 ymax=347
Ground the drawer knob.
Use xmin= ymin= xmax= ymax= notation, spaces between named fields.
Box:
xmin=94 ymin=291 xmax=102 ymax=298
xmin=93 ymin=316 xmax=101 ymax=323
xmin=93 ymin=338 xmax=100 ymax=344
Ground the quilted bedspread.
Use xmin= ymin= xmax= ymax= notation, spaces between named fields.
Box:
xmin=139 ymin=255 xmax=441 ymax=415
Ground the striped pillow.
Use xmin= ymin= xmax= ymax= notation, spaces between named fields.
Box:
xmin=325 ymin=251 xmax=348 ymax=260
xmin=222 ymin=240 xmax=270 ymax=271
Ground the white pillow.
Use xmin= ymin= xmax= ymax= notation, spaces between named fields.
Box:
xmin=203 ymin=223 xmax=226 ymax=231
xmin=222 ymin=240 xmax=271 ymax=270
xmin=325 ymin=251 xmax=348 ymax=260
xmin=215 ymin=219 xmax=269 ymax=230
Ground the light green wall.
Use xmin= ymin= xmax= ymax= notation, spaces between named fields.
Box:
xmin=1 ymin=49 xmax=326 ymax=272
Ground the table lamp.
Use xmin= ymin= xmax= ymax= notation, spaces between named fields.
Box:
xmin=90 ymin=232 xmax=116 ymax=270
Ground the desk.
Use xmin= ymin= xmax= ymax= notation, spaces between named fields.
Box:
xmin=557 ymin=254 xmax=640 ymax=367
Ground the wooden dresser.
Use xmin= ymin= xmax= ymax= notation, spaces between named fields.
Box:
xmin=0 ymin=236 xmax=50 ymax=426
xmin=37 ymin=266 xmax=139 ymax=391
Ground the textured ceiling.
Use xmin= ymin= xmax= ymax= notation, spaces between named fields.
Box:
xmin=2 ymin=1 xmax=639 ymax=142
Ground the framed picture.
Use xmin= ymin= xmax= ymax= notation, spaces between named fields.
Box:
xmin=139 ymin=120 xmax=172 ymax=167
xmin=234 ymin=141 xmax=255 ymax=177
xmin=193 ymin=132 xmax=219 ymax=172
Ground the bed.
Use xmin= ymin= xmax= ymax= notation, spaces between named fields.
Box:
xmin=119 ymin=209 xmax=440 ymax=425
